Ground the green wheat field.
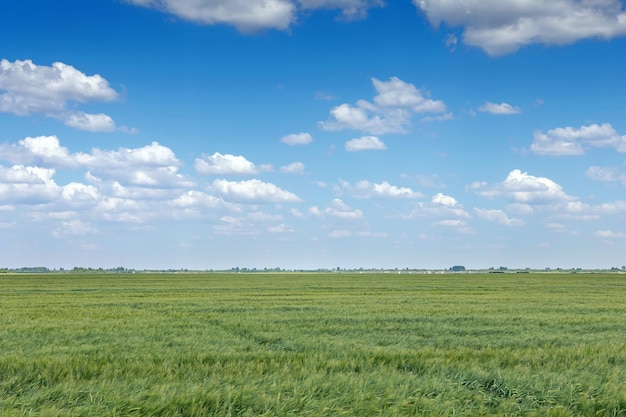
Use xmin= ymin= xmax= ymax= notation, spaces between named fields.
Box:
xmin=0 ymin=272 xmax=625 ymax=416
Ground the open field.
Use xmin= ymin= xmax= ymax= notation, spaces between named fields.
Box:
xmin=0 ymin=272 xmax=625 ymax=416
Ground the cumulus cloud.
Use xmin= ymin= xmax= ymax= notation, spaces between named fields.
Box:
xmin=212 ymin=211 xmax=288 ymax=236
xmin=473 ymin=208 xmax=524 ymax=226
xmin=280 ymin=162 xmax=305 ymax=174
xmin=415 ymin=0 xmax=626 ymax=55
xmin=298 ymin=0 xmax=383 ymax=19
xmin=211 ymin=179 xmax=301 ymax=203
xmin=319 ymin=77 xmax=447 ymax=134
xmin=531 ymin=123 xmax=626 ymax=156
xmin=170 ymin=190 xmax=228 ymax=211
xmin=309 ymin=198 xmax=364 ymax=220
xmin=431 ymin=192 xmax=457 ymax=207
xmin=338 ymin=179 xmax=423 ymax=199
xmin=125 ymin=0 xmax=383 ymax=32
xmin=281 ymin=132 xmax=313 ymax=146
xmin=586 ymin=166 xmax=626 ymax=185
xmin=0 ymin=136 xmax=192 ymax=191
xmin=403 ymin=192 xmax=471 ymax=221
xmin=61 ymin=183 xmax=101 ymax=206
xmin=0 ymin=165 xmax=59 ymax=205
xmin=64 ymin=112 xmax=116 ymax=132
xmin=213 ymin=215 xmax=261 ymax=237
xmin=0 ymin=135 xmax=80 ymax=167
xmin=0 ymin=137 xmax=305 ymax=235
xmin=506 ymin=203 xmax=534 ymax=215
xmin=52 ymin=219 xmax=99 ymax=238
xmin=469 ymin=169 xmax=575 ymax=204
xmin=345 ymin=136 xmax=386 ymax=151
xmin=478 ymin=101 xmax=521 ymax=115
xmin=594 ymin=230 xmax=626 ymax=239
xmin=195 ymin=152 xmax=260 ymax=175
xmin=0 ymin=59 xmax=125 ymax=132
xmin=125 ymin=0 xmax=295 ymax=32
xmin=267 ymin=223 xmax=294 ymax=233
xmin=433 ymin=219 xmax=466 ymax=228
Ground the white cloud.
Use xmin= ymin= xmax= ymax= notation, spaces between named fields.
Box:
xmin=403 ymin=192 xmax=471 ymax=220
xmin=125 ymin=0 xmax=383 ymax=32
xmin=531 ymin=123 xmax=626 ymax=156
xmin=52 ymin=219 xmax=99 ymax=238
xmin=267 ymin=223 xmax=294 ymax=233
xmin=248 ymin=211 xmax=283 ymax=222
xmin=420 ymin=112 xmax=454 ymax=122
xmin=93 ymin=197 xmax=146 ymax=223
xmin=345 ymin=135 xmax=386 ymax=151
xmin=594 ymin=230 xmax=626 ymax=239
xmin=125 ymin=0 xmax=295 ymax=32
xmin=478 ymin=101 xmax=521 ymax=115
xmin=474 ymin=208 xmax=524 ymax=226
xmin=470 ymin=169 xmax=575 ymax=204
xmin=0 ymin=137 xmax=204 ymax=231
xmin=0 ymin=165 xmax=59 ymax=204
xmin=280 ymin=162 xmax=305 ymax=174
xmin=432 ymin=219 xmax=473 ymax=234
xmin=586 ymin=166 xmax=626 ymax=185
xmin=319 ymin=77 xmax=447 ymax=134
xmin=339 ymin=180 xmax=423 ymax=199
xmin=325 ymin=198 xmax=364 ymax=220
xmin=0 ymin=59 xmax=122 ymax=131
xmin=211 ymin=179 xmax=301 ymax=203
xmin=170 ymin=190 xmax=226 ymax=209
xmin=213 ymin=215 xmax=261 ymax=237
xmin=61 ymin=183 xmax=101 ymax=206
xmin=298 ymin=0 xmax=383 ymax=19
xmin=506 ymin=203 xmax=534 ymax=215
xmin=415 ymin=0 xmax=626 ymax=55
xmin=434 ymin=219 xmax=466 ymax=228
xmin=211 ymin=211 xmax=288 ymax=236
xmin=0 ymin=136 xmax=188 ymax=189
xmin=594 ymin=200 xmax=626 ymax=215
xmin=0 ymin=135 xmax=84 ymax=167
xmin=310 ymin=198 xmax=364 ymax=220
xmin=432 ymin=192 xmax=457 ymax=206
xmin=0 ymin=164 xmax=53 ymax=184
xmin=281 ymin=132 xmax=313 ymax=146
xmin=195 ymin=152 xmax=259 ymax=175
xmin=371 ymin=77 xmax=445 ymax=112
xmin=64 ymin=112 xmax=116 ymax=132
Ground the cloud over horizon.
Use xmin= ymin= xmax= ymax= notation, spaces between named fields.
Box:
xmin=0 ymin=59 xmax=129 ymax=132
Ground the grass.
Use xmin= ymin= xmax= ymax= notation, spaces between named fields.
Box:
xmin=0 ymin=272 xmax=625 ymax=416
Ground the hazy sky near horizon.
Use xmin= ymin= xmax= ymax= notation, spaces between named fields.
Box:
xmin=1 ymin=0 xmax=626 ymax=270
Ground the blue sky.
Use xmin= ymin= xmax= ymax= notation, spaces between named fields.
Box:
xmin=1 ymin=0 xmax=626 ymax=270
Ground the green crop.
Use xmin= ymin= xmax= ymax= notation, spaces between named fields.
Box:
xmin=0 ymin=272 xmax=624 ymax=416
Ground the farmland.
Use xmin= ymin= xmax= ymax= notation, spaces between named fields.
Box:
xmin=0 ymin=272 xmax=625 ymax=416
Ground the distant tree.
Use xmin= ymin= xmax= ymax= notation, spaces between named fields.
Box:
xmin=450 ymin=265 xmax=466 ymax=272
